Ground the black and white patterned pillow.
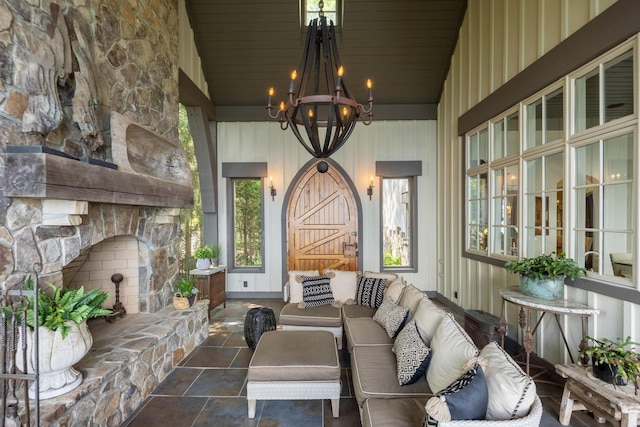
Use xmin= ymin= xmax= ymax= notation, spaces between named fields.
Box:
xmin=301 ymin=275 xmax=334 ymax=307
xmin=355 ymin=275 xmax=386 ymax=308
xmin=393 ymin=320 xmax=432 ymax=385
xmin=423 ymin=364 xmax=488 ymax=426
xmin=373 ymin=297 xmax=410 ymax=338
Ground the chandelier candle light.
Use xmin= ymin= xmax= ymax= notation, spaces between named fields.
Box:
xmin=266 ymin=1 xmax=373 ymax=169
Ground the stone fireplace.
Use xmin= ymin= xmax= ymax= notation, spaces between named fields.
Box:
xmin=0 ymin=2 xmax=206 ymax=425
xmin=0 ymin=1 xmax=191 ymax=313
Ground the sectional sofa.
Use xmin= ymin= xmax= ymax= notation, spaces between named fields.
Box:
xmin=280 ymin=270 xmax=543 ymax=426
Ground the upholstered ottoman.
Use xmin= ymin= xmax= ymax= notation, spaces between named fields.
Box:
xmin=247 ymin=330 xmax=341 ymax=418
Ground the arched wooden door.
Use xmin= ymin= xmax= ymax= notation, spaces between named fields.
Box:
xmin=287 ymin=161 xmax=359 ymax=273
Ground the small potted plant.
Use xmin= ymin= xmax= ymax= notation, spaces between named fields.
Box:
xmin=579 ymin=336 xmax=640 ymax=395
xmin=505 ymin=252 xmax=586 ymax=300
xmin=194 ymin=245 xmax=214 ymax=270
xmin=173 ymin=276 xmax=199 ymax=309
xmin=210 ymin=243 xmax=221 ymax=267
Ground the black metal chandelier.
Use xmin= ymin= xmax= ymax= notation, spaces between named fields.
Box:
xmin=266 ymin=1 xmax=373 ymax=162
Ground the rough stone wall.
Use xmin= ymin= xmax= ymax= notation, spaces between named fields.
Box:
xmin=0 ymin=0 xmax=181 ymax=311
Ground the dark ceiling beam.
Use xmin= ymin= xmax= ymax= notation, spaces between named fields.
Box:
xmin=179 ymin=69 xmax=216 ymax=121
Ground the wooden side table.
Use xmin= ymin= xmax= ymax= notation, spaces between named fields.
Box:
xmin=556 ymin=363 xmax=640 ymax=427
xmin=190 ymin=266 xmax=227 ymax=316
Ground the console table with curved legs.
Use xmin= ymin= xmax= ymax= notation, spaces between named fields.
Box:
xmin=498 ymin=287 xmax=600 ymax=376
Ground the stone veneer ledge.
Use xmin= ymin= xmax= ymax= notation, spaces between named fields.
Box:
xmin=29 ymin=300 xmax=209 ymax=427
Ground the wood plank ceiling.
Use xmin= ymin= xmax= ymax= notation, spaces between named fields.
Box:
xmin=185 ymin=0 xmax=467 ymax=120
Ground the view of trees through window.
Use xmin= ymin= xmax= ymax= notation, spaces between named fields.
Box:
xmin=382 ymin=178 xmax=411 ymax=267
xmin=233 ymin=179 xmax=263 ymax=267
xmin=177 ymin=104 xmax=203 ymax=271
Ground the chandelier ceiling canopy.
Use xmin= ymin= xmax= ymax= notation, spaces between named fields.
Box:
xmin=266 ymin=1 xmax=373 ymax=162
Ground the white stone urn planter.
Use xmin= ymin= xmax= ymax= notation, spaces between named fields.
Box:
xmin=18 ymin=321 xmax=93 ymax=399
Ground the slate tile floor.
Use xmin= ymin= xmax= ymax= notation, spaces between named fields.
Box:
xmin=121 ymin=299 xmax=616 ymax=427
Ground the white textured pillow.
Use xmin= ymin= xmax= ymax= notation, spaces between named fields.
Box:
xmin=480 ymin=341 xmax=537 ymax=420
xmin=288 ymin=270 xmax=319 ymax=303
xmin=398 ymin=284 xmax=425 ymax=316
xmin=324 ymin=269 xmax=358 ymax=302
xmin=384 ymin=278 xmax=406 ymax=303
xmin=427 ymin=314 xmax=479 ymax=394
xmin=412 ymin=297 xmax=447 ymax=345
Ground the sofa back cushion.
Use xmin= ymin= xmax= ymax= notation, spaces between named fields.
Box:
xmin=384 ymin=278 xmax=406 ymax=303
xmin=398 ymin=284 xmax=425 ymax=316
xmin=480 ymin=341 xmax=537 ymax=420
xmin=364 ymin=271 xmax=398 ymax=281
xmin=324 ymin=269 xmax=358 ymax=303
xmin=288 ymin=270 xmax=319 ymax=303
xmin=412 ymin=297 xmax=447 ymax=346
xmin=426 ymin=314 xmax=479 ymax=394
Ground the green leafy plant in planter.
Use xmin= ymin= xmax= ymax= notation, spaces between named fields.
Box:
xmin=25 ymin=278 xmax=112 ymax=339
xmin=173 ymin=276 xmax=199 ymax=309
xmin=579 ymin=336 xmax=640 ymax=395
xmin=14 ymin=277 xmax=112 ymax=399
xmin=194 ymin=245 xmax=214 ymax=269
xmin=210 ymin=243 xmax=221 ymax=266
xmin=505 ymin=252 xmax=586 ymax=300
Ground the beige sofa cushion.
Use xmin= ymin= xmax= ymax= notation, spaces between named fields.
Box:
xmin=342 ymin=303 xmax=377 ymax=319
xmin=480 ymin=341 xmax=537 ymax=420
xmin=383 ymin=278 xmax=406 ymax=302
xmin=344 ymin=317 xmax=393 ymax=351
xmin=362 ymin=397 xmax=428 ymax=427
xmin=248 ymin=331 xmax=340 ymax=381
xmin=426 ymin=314 xmax=479 ymax=394
xmin=364 ymin=271 xmax=398 ymax=281
xmin=398 ymin=284 xmax=425 ymax=316
xmin=279 ymin=302 xmax=342 ymax=327
xmin=351 ymin=345 xmax=432 ymax=407
xmin=324 ymin=269 xmax=358 ymax=302
xmin=288 ymin=270 xmax=319 ymax=303
xmin=412 ymin=297 xmax=447 ymax=345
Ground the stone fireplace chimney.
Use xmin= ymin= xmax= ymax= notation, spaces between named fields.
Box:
xmin=0 ymin=1 xmax=191 ymax=312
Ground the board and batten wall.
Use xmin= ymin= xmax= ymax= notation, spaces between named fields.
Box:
xmin=438 ymin=0 xmax=639 ymax=365
xmin=217 ymin=120 xmax=438 ymax=295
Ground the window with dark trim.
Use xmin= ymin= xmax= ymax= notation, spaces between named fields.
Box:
xmin=222 ymin=162 xmax=267 ymax=273
xmin=376 ymin=161 xmax=421 ymax=273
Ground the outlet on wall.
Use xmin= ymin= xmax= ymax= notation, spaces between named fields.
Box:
xmin=243 ymin=281 xmax=248 ymax=288
xmin=454 ymin=291 xmax=458 ymax=299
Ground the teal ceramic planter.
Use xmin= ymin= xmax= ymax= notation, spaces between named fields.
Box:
xmin=518 ymin=275 xmax=565 ymax=300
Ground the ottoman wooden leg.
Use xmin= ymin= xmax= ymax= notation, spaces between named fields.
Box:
xmin=248 ymin=399 xmax=257 ymax=418
xmin=331 ymin=398 xmax=340 ymax=417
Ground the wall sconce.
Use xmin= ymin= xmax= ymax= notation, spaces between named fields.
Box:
xmin=367 ymin=176 xmax=374 ymax=200
xmin=269 ymin=176 xmax=276 ymax=201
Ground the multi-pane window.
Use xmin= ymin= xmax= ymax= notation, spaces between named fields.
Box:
xmin=305 ymin=0 xmax=337 ymax=25
xmin=524 ymin=153 xmax=564 ymax=257
xmin=491 ymin=165 xmax=519 ymax=256
xmin=525 ymin=88 xmax=564 ymax=149
xmin=574 ymin=133 xmax=634 ymax=279
xmin=467 ymin=128 xmax=489 ymax=254
xmin=382 ymin=178 xmax=414 ymax=268
xmin=231 ymin=178 xmax=264 ymax=269
xmin=464 ymin=40 xmax=637 ymax=290
xmin=492 ymin=112 xmax=519 ymax=160
xmin=574 ymin=50 xmax=634 ymax=134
